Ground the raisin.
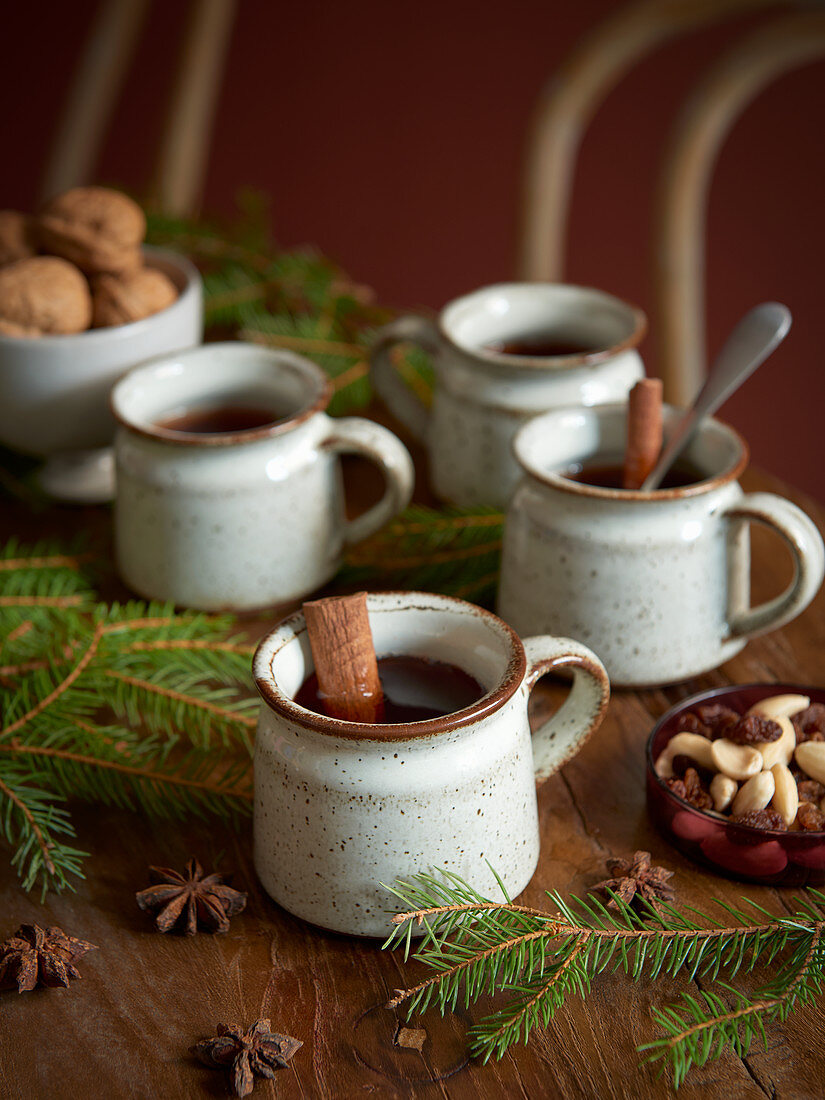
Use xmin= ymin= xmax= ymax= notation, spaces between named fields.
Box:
xmin=682 ymin=767 xmax=713 ymax=811
xmin=694 ymin=704 xmax=740 ymax=739
xmin=794 ymin=703 xmax=825 ymax=733
xmin=795 ymin=802 xmax=825 ymax=831
xmin=676 ymin=713 xmax=712 ymax=738
xmin=797 ymin=779 xmax=825 ymax=804
xmin=727 ymin=715 xmax=782 ymax=745
xmin=731 ymin=808 xmax=787 ymax=831
xmin=794 ymin=719 xmax=825 ymax=745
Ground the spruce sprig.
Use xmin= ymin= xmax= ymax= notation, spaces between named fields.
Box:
xmin=384 ymin=869 xmax=825 ymax=1088
xmin=0 ymin=542 xmax=257 ymax=897
xmin=340 ymin=505 xmax=503 ymax=606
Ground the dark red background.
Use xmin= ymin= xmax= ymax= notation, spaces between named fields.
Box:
xmin=4 ymin=0 xmax=824 ymax=499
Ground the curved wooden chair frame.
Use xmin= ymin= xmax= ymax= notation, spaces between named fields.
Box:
xmin=41 ymin=0 xmax=236 ymax=216
xmin=656 ymin=12 xmax=825 ymax=404
xmin=519 ymin=0 xmax=795 ymax=284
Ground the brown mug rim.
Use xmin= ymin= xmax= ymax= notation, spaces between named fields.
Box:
xmin=252 ymin=591 xmax=528 ymax=742
xmin=438 ymin=282 xmax=648 ymax=372
xmin=513 ymin=403 xmax=750 ymax=501
xmin=110 ymin=342 xmax=333 ymax=447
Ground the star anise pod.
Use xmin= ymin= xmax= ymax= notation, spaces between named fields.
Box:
xmin=592 ymin=850 xmax=675 ymax=913
xmin=0 ymin=923 xmax=97 ymax=993
xmin=136 ymin=857 xmax=247 ymax=934
xmin=192 ymin=1019 xmax=302 ymax=1097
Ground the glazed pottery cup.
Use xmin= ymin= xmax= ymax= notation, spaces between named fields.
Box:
xmin=497 ymin=404 xmax=825 ymax=687
xmin=252 ymin=591 xmax=610 ymax=937
xmin=369 ymin=283 xmax=645 ymax=506
xmin=0 ymin=246 xmax=202 ymax=502
xmin=112 ymin=343 xmax=415 ymax=611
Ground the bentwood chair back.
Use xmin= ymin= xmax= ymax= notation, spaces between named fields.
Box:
xmin=40 ymin=0 xmax=236 ymax=217
xmin=519 ymin=0 xmax=824 ymax=403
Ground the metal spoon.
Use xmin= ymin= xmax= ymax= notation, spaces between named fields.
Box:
xmin=640 ymin=302 xmax=792 ymax=492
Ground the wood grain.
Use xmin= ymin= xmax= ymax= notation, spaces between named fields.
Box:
xmin=1 ymin=465 xmax=823 ymax=1098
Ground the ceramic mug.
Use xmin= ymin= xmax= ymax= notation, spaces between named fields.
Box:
xmin=252 ymin=591 xmax=610 ymax=937
xmin=0 ymin=246 xmax=202 ymax=503
xmin=497 ymin=404 xmax=825 ymax=687
xmin=369 ymin=283 xmax=646 ymax=506
xmin=112 ymin=343 xmax=414 ymax=611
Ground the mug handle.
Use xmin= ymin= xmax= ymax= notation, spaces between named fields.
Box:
xmin=323 ymin=417 xmax=415 ymax=545
xmin=369 ymin=315 xmax=440 ymax=442
xmin=522 ymin=636 xmax=611 ymax=785
xmin=724 ymin=492 xmax=825 ymax=639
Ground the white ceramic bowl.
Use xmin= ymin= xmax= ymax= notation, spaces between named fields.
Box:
xmin=0 ymin=246 xmax=202 ymax=499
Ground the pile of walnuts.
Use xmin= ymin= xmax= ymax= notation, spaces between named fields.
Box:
xmin=0 ymin=187 xmax=178 ymax=337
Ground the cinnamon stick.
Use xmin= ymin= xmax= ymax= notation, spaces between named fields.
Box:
xmin=303 ymin=592 xmax=385 ymax=723
xmin=623 ymin=378 xmax=663 ymax=490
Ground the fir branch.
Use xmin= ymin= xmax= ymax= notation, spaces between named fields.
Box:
xmin=641 ymin=922 xmax=825 ymax=1087
xmin=0 ymin=771 xmax=56 ymax=875
xmin=384 ymin=871 xmax=825 ymax=1087
xmin=341 ymin=505 xmax=504 ymax=606
xmin=0 ymin=623 xmax=104 ymax=742
xmin=0 ymin=538 xmax=259 ymax=895
xmin=103 ymin=670 xmax=257 ymax=729
xmin=1 ymin=739 xmax=253 ymax=811
xmin=0 ymin=554 xmax=90 ymax=571
xmin=0 ymin=760 xmax=87 ymax=897
xmin=0 ymin=594 xmax=87 ymax=607
xmin=124 ymin=639 xmax=255 ymax=656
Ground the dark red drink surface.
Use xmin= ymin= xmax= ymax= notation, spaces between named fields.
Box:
xmin=156 ymin=403 xmax=290 ymax=434
xmin=565 ymin=459 xmax=707 ymax=491
xmin=485 ymin=334 xmax=600 ymax=357
xmin=295 ymin=654 xmax=484 ymax=723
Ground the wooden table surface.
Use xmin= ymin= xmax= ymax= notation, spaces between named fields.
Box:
xmin=2 ymin=460 xmax=824 ymax=1100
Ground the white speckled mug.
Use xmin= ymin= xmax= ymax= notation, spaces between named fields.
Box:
xmin=252 ymin=592 xmax=610 ymax=937
xmin=369 ymin=283 xmax=645 ymax=506
xmin=498 ymin=404 xmax=825 ymax=687
xmin=112 ymin=343 xmax=414 ymax=611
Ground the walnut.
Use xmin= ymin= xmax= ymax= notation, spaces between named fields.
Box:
xmin=92 ymin=267 xmax=178 ymax=327
xmin=36 ymin=186 xmax=145 ymax=275
xmin=0 ymin=211 xmax=35 ymax=266
xmin=0 ymin=257 xmax=92 ymax=337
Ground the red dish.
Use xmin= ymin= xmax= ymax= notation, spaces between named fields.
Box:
xmin=646 ymin=683 xmax=825 ymax=886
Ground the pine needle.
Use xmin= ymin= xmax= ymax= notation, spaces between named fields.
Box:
xmin=384 ymin=871 xmax=825 ymax=1088
xmin=0 ymin=540 xmax=258 ymax=896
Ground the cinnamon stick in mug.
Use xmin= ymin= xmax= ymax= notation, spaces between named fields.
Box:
xmin=623 ymin=378 xmax=663 ymax=490
xmin=303 ymin=592 xmax=385 ymax=722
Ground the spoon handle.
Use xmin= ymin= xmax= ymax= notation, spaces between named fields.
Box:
xmin=640 ymin=302 xmax=792 ymax=492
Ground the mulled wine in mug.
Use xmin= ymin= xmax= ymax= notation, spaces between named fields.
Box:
xmin=497 ymin=404 xmax=825 ymax=687
xmin=252 ymin=592 xmax=610 ymax=937
xmin=369 ymin=283 xmax=646 ymax=506
xmin=111 ymin=343 xmax=414 ymax=611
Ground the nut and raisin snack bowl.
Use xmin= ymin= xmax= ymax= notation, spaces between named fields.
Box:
xmin=646 ymin=683 xmax=825 ymax=886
